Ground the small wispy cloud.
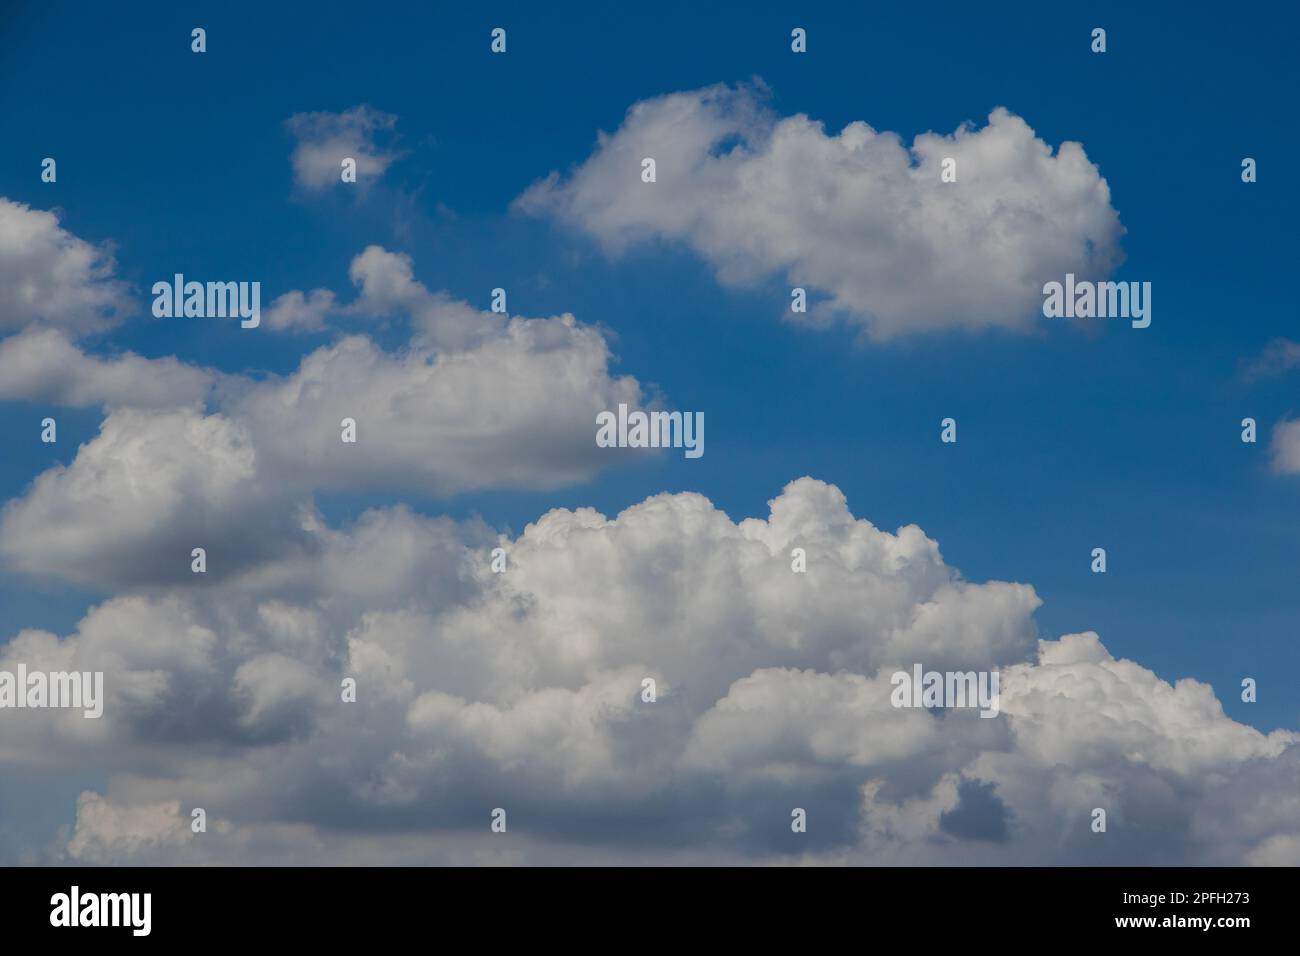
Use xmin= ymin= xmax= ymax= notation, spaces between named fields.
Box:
xmin=285 ymin=105 xmax=403 ymax=192
xmin=1241 ymin=338 xmax=1300 ymax=381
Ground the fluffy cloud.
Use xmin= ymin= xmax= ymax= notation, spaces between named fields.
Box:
xmin=0 ymin=198 xmax=131 ymax=335
xmin=517 ymin=84 xmax=1124 ymax=339
xmin=231 ymin=320 xmax=641 ymax=496
xmin=286 ymin=105 xmax=402 ymax=191
xmin=0 ymin=246 xmax=648 ymax=588
xmin=0 ymin=326 xmax=215 ymax=408
xmin=218 ymin=246 xmax=648 ymax=503
xmin=263 ymin=288 xmax=335 ymax=333
xmin=999 ymin=632 xmax=1290 ymax=774
xmin=0 ymin=409 xmax=306 ymax=589
xmin=2 ymin=478 xmax=1293 ymax=865
xmin=344 ymin=245 xmax=506 ymax=351
xmin=65 ymin=793 xmax=197 ymax=862
xmin=0 ymin=200 xmax=214 ymax=411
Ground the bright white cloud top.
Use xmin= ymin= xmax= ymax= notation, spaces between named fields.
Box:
xmin=1 ymin=477 xmax=1295 ymax=865
xmin=517 ymin=84 xmax=1125 ymax=339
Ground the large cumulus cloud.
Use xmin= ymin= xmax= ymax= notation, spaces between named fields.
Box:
xmin=3 ymin=479 xmax=1293 ymax=866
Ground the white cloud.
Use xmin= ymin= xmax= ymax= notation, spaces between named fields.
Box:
xmin=0 ymin=408 xmax=307 ymax=589
xmin=226 ymin=245 xmax=650 ymax=498
xmin=343 ymin=245 xmax=506 ymax=350
xmin=998 ymin=632 xmax=1290 ymax=774
xmin=2 ymin=81 xmax=1281 ymax=872
xmin=230 ymin=319 xmax=643 ymax=497
xmin=0 ymin=327 xmax=215 ymax=408
xmin=1 ymin=478 xmax=1292 ymax=865
xmin=65 ymin=793 xmax=195 ymax=862
xmin=0 ymin=246 xmax=649 ymax=588
xmin=1245 ymin=834 xmax=1300 ymax=866
xmin=0 ymin=595 xmax=222 ymax=765
xmin=286 ymin=105 xmax=402 ymax=191
xmin=1270 ymin=418 xmax=1300 ymax=474
xmin=517 ymin=84 xmax=1124 ymax=339
xmin=682 ymin=667 xmax=956 ymax=776
xmin=1242 ymin=338 xmax=1300 ymax=380
xmin=263 ymin=288 xmax=335 ymax=333
xmin=0 ymin=198 xmax=131 ymax=335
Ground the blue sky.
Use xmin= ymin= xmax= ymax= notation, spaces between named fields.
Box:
xmin=0 ymin=1 xmax=1298 ymax=865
